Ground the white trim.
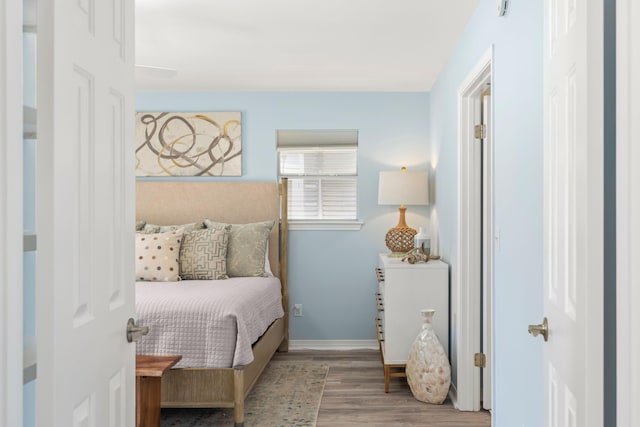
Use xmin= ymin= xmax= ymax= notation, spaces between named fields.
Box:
xmin=288 ymin=220 xmax=363 ymax=231
xmin=36 ymin=0 xmax=55 ymax=422
xmin=289 ymin=340 xmax=378 ymax=351
xmin=448 ymin=382 xmax=459 ymax=409
xmin=617 ymin=0 xmax=640 ymax=424
xmin=585 ymin=1 xmax=605 ymax=422
xmin=0 ymin=0 xmax=24 ymax=425
xmin=455 ymin=47 xmax=493 ymax=412
xmin=481 ymin=91 xmax=494 ymax=411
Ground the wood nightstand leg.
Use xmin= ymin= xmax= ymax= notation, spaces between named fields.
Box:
xmin=136 ymin=376 xmax=162 ymax=427
xmin=384 ymin=365 xmax=390 ymax=393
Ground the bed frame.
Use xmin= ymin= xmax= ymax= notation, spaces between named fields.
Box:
xmin=135 ymin=179 xmax=289 ymax=427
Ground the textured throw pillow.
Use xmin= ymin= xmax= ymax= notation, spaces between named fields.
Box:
xmin=179 ymin=226 xmax=231 ymax=280
xmin=135 ymin=229 xmax=184 ymax=281
xmin=136 ymin=220 xmax=146 ymax=231
xmin=142 ymin=221 xmax=205 ymax=234
xmin=204 ymin=219 xmax=275 ymax=277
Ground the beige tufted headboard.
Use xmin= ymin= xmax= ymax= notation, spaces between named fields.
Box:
xmin=135 ymin=180 xmax=288 ymax=279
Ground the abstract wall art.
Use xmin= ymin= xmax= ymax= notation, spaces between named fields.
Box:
xmin=135 ymin=111 xmax=242 ymax=176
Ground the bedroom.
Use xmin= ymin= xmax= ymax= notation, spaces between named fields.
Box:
xmin=4 ymin=0 xmax=629 ymax=426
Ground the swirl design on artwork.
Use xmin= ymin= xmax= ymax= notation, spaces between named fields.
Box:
xmin=135 ymin=112 xmax=242 ymax=176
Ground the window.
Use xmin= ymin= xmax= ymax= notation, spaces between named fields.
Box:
xmin=277 ymin=130 xmax=360 ymax=230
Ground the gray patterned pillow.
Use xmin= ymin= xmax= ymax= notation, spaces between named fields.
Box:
xmin=179 ymin=226 xmax=231 ymax=280
xmin=204 ymin=219 xmax=275 ymax=277
xmin=136 ymin=220 xmax=146 ymax=231
xmin=142 ymin=221 xmax=205 ymax=234
xmin=135 ymin=229 xmax=184 ymax=281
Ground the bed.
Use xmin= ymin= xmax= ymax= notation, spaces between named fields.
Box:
xmin=135 ymin=179 xmax=289 ymax=427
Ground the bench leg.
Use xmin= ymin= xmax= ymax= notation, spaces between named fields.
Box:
xmin=136 ymin=376 xmax=161 ymax=427
xmin=233 ymin=369 xmax=245 ymax=427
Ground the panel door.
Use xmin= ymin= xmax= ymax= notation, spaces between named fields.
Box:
xmin=543 ymin=0 xmax=604 ymax=426
xmin=36 ymin=0 xmax=137 ymax=425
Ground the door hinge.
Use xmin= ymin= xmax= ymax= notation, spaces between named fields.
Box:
xmin=474 ymin=352 xmax=486 ymax=368
xmin=474 ymin=124 xmax=486 ymax=139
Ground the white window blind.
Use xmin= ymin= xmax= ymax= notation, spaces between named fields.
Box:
xmin=277 ymin=130 xmax=358 ymax=221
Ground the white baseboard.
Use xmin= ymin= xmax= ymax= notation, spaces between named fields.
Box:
xmin=289 ymin=339 xmax=378 ymax=351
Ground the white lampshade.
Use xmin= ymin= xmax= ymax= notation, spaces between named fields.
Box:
xmin=378 ymin=170 xmax=429 ymax=206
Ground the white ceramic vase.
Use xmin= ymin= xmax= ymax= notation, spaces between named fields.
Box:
xmin=406 ymin=309 xmax=451 ymax=404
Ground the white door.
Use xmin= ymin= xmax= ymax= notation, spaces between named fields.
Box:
xmin=542 ymin=0 xmax=604 ymax=426
xmin=36 ymin=0 xmax=137 ymax=425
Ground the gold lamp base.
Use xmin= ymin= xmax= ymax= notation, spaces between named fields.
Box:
xmin=385 ymin=206 xmax=417 ymax=256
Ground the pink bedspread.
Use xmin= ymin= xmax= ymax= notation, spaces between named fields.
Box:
xmin=135 ymin=277 xmax=284 ymax=368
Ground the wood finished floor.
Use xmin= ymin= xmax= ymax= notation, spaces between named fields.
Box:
xmin=272 ymin=349 xmax=491 ymax=427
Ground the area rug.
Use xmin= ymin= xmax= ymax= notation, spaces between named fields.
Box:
xmin=161 ymin=361 xmax=329 ymax=427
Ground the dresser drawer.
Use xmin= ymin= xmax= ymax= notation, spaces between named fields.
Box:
xmin=375 ymin=267 xmax=385 ymax=283
xmin=375 ymin=291 xmax=384 ymax=312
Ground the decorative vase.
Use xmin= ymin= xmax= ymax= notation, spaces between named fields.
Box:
xmin=406 ymin=309 xmax=451 ymax=404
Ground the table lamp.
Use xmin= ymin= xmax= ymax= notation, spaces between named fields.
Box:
xmin=378 ymin=167 xmax=429 ymax=255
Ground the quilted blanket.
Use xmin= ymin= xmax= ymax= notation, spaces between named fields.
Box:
xmin=135 ymin=277 xmax=284 ymax=368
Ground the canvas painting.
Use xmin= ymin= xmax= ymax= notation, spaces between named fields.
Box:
xmin=135 ymin=111 xmax=242 ymax=176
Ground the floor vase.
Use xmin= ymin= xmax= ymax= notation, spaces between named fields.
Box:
xmin=406 ymin=309 xmax=451 ymax=404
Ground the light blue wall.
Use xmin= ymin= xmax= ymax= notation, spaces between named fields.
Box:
xmin=136 ymin=92 xmax=431 ymax=340
xmin=429 ymin=1 xmax=543 ymax=426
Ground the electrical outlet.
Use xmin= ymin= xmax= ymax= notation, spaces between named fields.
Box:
xmin=293 ymin=304 xmax=303 ymax=317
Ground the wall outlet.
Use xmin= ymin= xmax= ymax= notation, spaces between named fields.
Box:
xmin=293 ymin=304 xmax=303 ymax=317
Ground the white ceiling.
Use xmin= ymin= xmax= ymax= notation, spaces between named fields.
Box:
xmin=135 ymin=0 xmax=480 ymax=92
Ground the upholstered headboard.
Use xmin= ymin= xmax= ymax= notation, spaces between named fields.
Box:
xmin=135 ymin=180 xmax=287 ymax=279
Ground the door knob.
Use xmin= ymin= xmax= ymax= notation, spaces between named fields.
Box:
xmin=528 ymin=317 xmax=549 ymax=342
xmin=126 ymin=318 xmax=149 ymax=343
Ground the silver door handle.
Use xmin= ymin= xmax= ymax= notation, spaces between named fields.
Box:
xmin=528 ymin=317 xmax=549 ymax=342
xmin=126 ymin=318 xmax=149 ymax=343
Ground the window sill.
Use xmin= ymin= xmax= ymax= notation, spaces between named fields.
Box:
xmin=287 ymin=220 xmax=363 ymax=231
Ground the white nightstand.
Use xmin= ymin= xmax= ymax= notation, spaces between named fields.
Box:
xmin=375 ymin=253 xmax=449 ymax=392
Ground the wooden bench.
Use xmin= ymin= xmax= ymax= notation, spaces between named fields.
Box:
xmin=136 ymin=355 xmax=182 ymax=427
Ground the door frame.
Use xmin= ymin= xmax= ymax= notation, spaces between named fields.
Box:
xmin=453 ymin=47 xmax=494 ymax=411
xmin=0 ymin=0 xmax=24 ymax=425
xmin=481 ymin=89 xmax=493 ymax=411
xmin=616 ymin=0 xmax=640 ymax=423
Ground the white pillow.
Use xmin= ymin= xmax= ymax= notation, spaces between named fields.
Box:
xmin=135 ymin=229 xmax=184 ymax=281
xmin=264 ymin=241 xmax=273 ymax=276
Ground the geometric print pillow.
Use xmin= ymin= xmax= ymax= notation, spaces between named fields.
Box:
xmin=135 ymin=229 xmax=184 ymax=281
xmin=179 ymin=226 xmax=231 ymax=280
